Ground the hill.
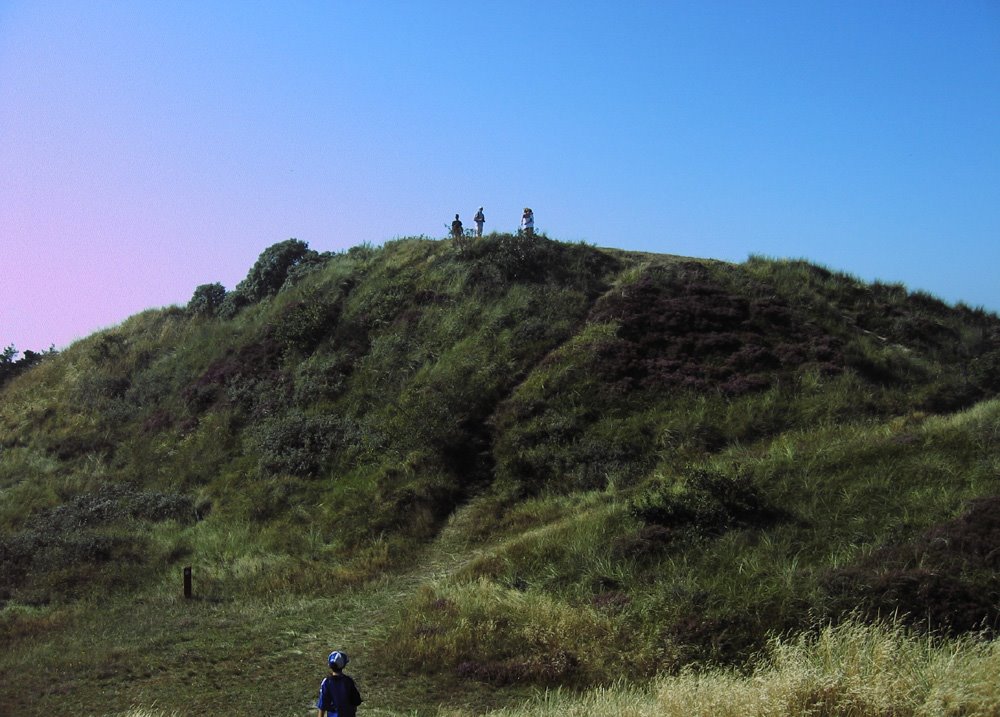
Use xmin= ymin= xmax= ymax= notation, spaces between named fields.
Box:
xmin=3 ymin=234 xmax=1000 ymax=715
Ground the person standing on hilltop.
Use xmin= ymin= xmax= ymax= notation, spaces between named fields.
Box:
xmin=520 ymin=207 xmax=534 ymax=237
xmin=451 ymin=213 xmax=463 ymax=238
xmin=316 ymin=650 xmax=363 ymax=717
xmin=473 ymin=206 xmax=485 ymax=237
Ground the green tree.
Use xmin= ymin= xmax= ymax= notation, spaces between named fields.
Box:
xmin=235 ymin=238 xmax=319 ymax=303
xmin=1 ymin=344 xmax=53 ymax=387
xmin=187 ymin=282 xmax=227 ymax=317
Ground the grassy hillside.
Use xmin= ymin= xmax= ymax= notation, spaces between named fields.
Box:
xmin=2 ymin=234 xmax=1000 ymax=714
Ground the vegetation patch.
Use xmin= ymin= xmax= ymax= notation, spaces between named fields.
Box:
xmin=182 ymin=337 xmax=285 ymax=415
xmin=247 ymin=409 xmax=344 ymax=478
xmin=589 ymin=263 xmax=843 ymax=396
xmin=824 ymin=495 xmax=1000 ymax=635
xmin=630 ymin=466 xmax=786 ymax=544
xmin=458 ymin=233 xmax=619 ymax=297
xmin=384 ymin=579 xmax=632 ymax=687
xmin=0 ymin=483 xmax=196 ymax=603
xmin=267 ymin=291 xmax=342 ymax=358
xmin=430 ymin=620 xmax=1000 ymax=717
xmin=1 ymin=345 xmax=55 ymax=389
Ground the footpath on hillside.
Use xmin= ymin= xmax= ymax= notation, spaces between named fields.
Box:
xmin=286 ymin=502 xmax=532 ymax=716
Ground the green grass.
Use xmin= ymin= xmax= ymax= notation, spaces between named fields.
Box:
xmin=7 ymin=584 xmax=999 ymax=715
xmin=0 ymin=523 xmax=543 ymax=715
xmin=4 ymin=236 xmax=1000 ymax=714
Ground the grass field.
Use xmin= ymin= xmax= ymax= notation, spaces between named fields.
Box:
xmin=6 ymin=519 xmax=1000 ymax=715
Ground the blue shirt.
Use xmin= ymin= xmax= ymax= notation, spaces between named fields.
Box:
xmin=316 ymin=673 xmax=362 ymax=717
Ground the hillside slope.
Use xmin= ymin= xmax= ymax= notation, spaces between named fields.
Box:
xmin=3 ymin=234 xmax=1000 ymax=713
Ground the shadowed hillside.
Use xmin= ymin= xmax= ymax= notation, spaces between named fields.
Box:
xmin=3 ymin=234 xmax=1000 ymax=714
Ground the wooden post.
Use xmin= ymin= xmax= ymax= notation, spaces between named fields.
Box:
xmin=183 ymin=566 xmax=192 ymax=599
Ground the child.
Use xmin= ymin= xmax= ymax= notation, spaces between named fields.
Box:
xmin=316 ymin=650 xmax=363 ymax=717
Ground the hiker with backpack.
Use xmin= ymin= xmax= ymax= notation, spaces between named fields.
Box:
xmin=451 ymin=213 xmax=463 ymax=238
xmin=473 ymin=206 xmax=485 ymax=237
xmin=316 ymin=650 xmax=363 ymax=717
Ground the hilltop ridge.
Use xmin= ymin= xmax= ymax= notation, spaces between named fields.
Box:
xmin=3 ymin=233 xmax=1000 ymax=714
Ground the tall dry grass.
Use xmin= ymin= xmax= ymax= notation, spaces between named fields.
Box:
xmin=466 ymin=621 xmax=1000 ymax=717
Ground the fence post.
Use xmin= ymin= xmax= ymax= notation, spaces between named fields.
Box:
xmin=183 ymin=566 xmax=192 ymax=599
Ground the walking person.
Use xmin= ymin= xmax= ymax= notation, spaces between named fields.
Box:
xmin=473 ymin=206 xmax=485 ymax=237
xmin=316 ymin=650 xmax=363 ymax=717
xmin=451 ymin=213 xmax=463 ymax=238
xmin=520 ymin=207 xmax=534 ymax=237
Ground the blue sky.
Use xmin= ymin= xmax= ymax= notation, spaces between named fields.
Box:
xmin=2 ymin=1 xmax=999 ymax=351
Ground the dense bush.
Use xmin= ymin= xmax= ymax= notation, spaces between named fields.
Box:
xmin=217 ymin=288 xmax=252 ymax=319
xmin=211 ymin=239 xmax=333 ymax=319
xmin=186 ymin=282 xmax=227 ymax=317
xmin=268 ymin=291 xmax=340 ymax=357
xmin=292 ymin=352 xmax=353 ymax=404
xmin=235 ymin=238 xmax=327 ymax=303
xmin=47 ymin=484 xmax=198 ymax=526
xmin=247 ymin=409 xmax=343 ymax=478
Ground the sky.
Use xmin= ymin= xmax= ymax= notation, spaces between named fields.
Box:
xmin=2 ymin=1 xmax=999 ymax=353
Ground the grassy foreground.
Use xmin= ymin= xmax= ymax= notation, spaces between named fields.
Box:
xmin=113 ymin=621 xmax=1000 ymax=717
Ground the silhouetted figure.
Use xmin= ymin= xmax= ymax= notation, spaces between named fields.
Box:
xmin=473 ymin=207 xmax=485 ymax=237
xmin=451 ymin=214 xmax=463 ymax=238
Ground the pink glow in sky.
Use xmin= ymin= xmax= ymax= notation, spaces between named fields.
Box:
xmin=3 ymin=1 xmax=1000 ymax=353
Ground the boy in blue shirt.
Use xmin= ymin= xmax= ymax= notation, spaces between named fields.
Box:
xmin=316 ymin=650 xmax=363 ymax=717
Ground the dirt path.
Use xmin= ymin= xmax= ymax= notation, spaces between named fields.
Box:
xmin=287 ymin=502 xmax=505 ymax=716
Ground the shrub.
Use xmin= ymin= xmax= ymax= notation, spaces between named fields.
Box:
xmin=268 ymin=291 xmax=340 ymax=357
xmin=186 ymin=283 xmax=227 ymax=317
xmin=182 ymin=338 xmax=284 ymax=413
xmin=235 ymin=238 xmax=325 ymax=303
xmin=46 ymin=484 xmax=197 ymax=527
xmin=217 ymin=289 xmax=251 ymax=319
xmin=0 ymin=484 xmax=196 ymax=601
xmin=281 ymin=250 xmax=334 ymax=290
xmin=292 ymin=352 xmax=353 ymax=404
xmin=88 ymin=332 xmax=128 ymax=365
xmin=247 ymin=409 xmax=343 ymax=478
